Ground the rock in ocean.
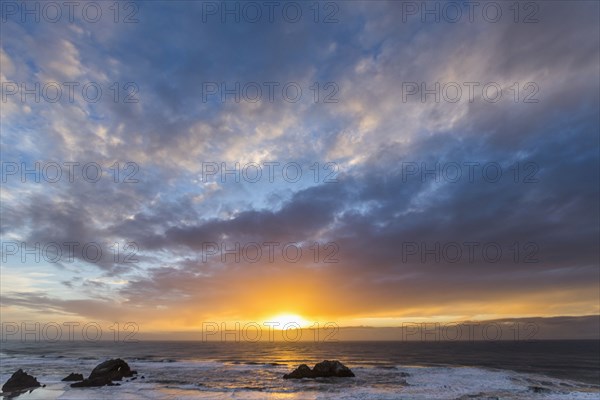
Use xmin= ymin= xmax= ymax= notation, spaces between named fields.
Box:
xmin=283 ymin=360 xmax=355 ymax=379
xmin=1 ymin=369 xmax=41 ymax=392
xmin=71 ymin=358 xmax=135 ymax=388
xmin=61 ymin=373 xmax=84 ymax=381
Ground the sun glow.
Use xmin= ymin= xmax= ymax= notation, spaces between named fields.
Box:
xmin=264 ymin=313 xmax=311 ymax=329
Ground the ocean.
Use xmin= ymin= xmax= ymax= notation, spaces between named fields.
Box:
xmin=1 ymin=340 xmax=599 ymax=399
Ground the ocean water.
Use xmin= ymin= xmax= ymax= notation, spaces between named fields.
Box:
xmin=1 ymin=341 xmax=598 ymax=399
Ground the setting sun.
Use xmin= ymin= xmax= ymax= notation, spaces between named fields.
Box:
xmin=264 ymin=314 xmax=311 ymax=329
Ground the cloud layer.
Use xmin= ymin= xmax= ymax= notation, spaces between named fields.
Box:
xmin=1 ymin=1 xmax=598 ymax=334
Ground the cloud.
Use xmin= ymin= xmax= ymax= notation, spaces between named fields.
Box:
xmin=1 ymin=1 xmax=598 ymax=330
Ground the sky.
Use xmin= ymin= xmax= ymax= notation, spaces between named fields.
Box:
xmin=0 ymin=1 xmax=599 ymax=340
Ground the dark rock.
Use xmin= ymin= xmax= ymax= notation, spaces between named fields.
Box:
xmin=62 ymin=373 xmax=84 ymax=382
xmin=399 ymin=372 xmax=411 ymax=377
xmin=312 ymin=360 xmax=355 ymax=377
xmin=283 ymin=360 xmax=355 ymax=379
xmin=89 ymin=358 xmax=133 ymax=381
xmin=71 ymin=358 xmax=134 ymax=388
xmin=2 ymin=369 xmax=41 ymax=392
xmin=141 ymin=376 xmax=145 ymax=379
xmin=283 ymin=364 xmax=313 ymax=379
xmin=71 ymin=377 xmax=111 ymax=388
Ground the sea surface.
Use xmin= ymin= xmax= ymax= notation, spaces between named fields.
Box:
xmin=1 ymin=340 xmax=599 ymax=399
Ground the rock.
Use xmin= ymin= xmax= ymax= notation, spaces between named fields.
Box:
xmin=283 ymin=360 xmax=355 ymax=379
xmin=2 ymin=369 xmax=41 ymax=392
xmin=62 ymin=373 xmax=84 ymax=382
xmin=71 ymin=377 xmax=112 ymax=388
xmin=71 ymin=358 xmax=134 ymax=388
xmin=89 ymin=358 xmax=133 ymax=381
xmin=312 ymin=360 xmax=355 ymax=377
xmin=283 ymin=364 xmax=313 ymax=379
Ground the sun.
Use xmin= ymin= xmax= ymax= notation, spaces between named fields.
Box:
xmin=264 ymin=313 xmax=311 ymax=329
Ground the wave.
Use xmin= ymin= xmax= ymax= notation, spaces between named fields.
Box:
xmin=1 ymin=356 xmax=599 ymax=400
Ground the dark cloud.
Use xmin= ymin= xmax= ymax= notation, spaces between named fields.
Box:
xmin=1 ymin=1 xmax=598 ymax=329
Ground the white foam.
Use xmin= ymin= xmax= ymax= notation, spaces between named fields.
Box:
xmin=1 ymin=359 xmax=598 ymax=399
